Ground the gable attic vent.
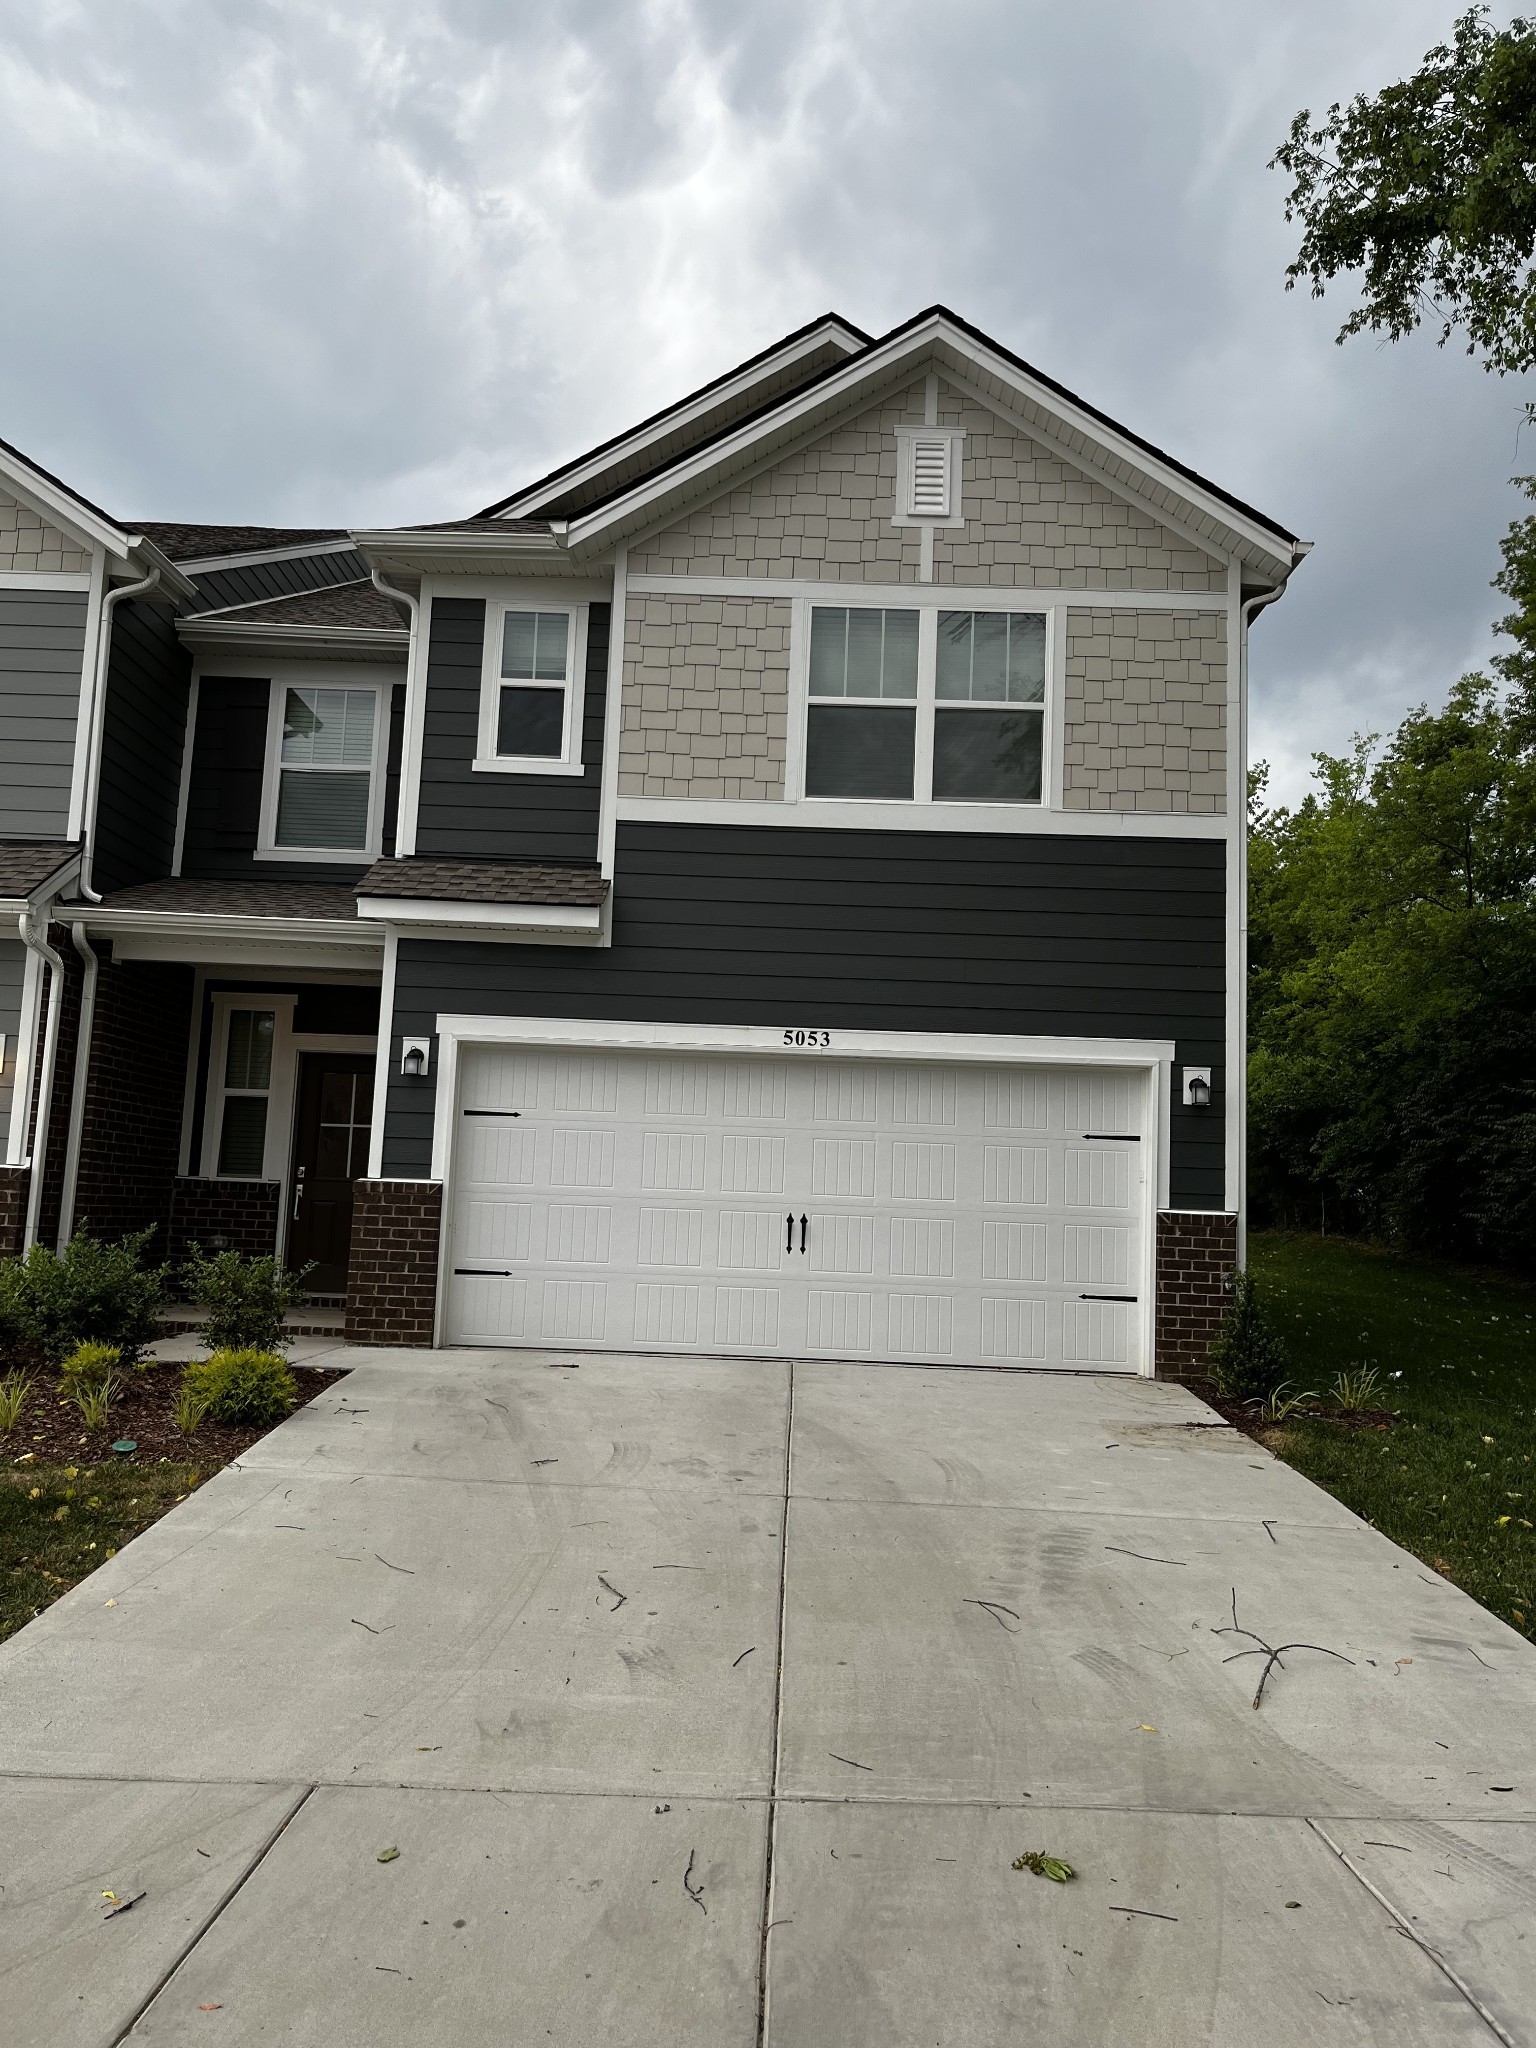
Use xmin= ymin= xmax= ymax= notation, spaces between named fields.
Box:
xmin=909 ymin=437 xmax=951 ymax=518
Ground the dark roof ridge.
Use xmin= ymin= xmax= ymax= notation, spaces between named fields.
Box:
xmin=0 ymin=432 xmax=122 ymax=532
xmin=477 ymin=311 xmax=870 ymax=518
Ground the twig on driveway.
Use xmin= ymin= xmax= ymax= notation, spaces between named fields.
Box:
xmin=964 ymin=1598 xmax=1021 ymax=1631
xmin=1214 ymin=1588 xmax=1354 ymax=1709
xmin=1261 ymin=1520 xmax=1278 ymax=1544
xmin=597 ymin=1574 xmax=628 ymax=1612
xmin=374 ymin=1554 xmax=414 ymax=1574
xmin=732 ymin=1647 xmax=756 ymax=1667
xmin=683 ymin=1850 xmax=707 ymax=1914
xmin=1111 ymin=1906 xmax=1178 ymax=1922
xmin=351 ymin=1618 xmax=394 ymax=1635
xmin=1105 ymin=1547 xmax=1186 ymax=1566
xmin=829 ymin=1753 xmax=873 ymax=1772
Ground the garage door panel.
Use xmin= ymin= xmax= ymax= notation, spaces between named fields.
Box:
xmin=638 ymin=1206 xmax=707 ymax=1268
xmin=722 ymin=1133 xmax=785 ymax=1194
xmin=980 ymin=1295 xmax=1048 ymax=1361
xmin=717 ymin=1208 xmax=785 ymax=1271
xmin=446 ymin=1049 xmax=1148 ymax=1372
xmin=551 ymin=1128 xmax=616 ymax=1187
xmin=641 ymin=1130 xmax=707 ymax=1191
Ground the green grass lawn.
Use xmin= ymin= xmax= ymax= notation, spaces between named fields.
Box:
xmin=0 ymin=1463 xmax=204 ymax=1645
xmin=1249 ymin=1230 xmax=1536 ymax=1641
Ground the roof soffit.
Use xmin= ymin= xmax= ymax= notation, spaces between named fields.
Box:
xmin=560 ymin=311 xmax=1304 ymax=578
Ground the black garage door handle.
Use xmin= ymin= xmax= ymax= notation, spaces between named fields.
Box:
xmin=1079 ymin=1293 xmax=1137 ymax=1302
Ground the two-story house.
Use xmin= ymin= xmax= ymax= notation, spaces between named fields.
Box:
xmin=0 ymin=307 xmax=1307 ymax=1375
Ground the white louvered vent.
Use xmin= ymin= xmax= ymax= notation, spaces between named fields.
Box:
xmin=909 ymin=437 xmax=951 ymax=518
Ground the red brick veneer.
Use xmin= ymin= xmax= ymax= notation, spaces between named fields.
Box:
xmin=345 ymin=1181 xmax=443 ymax=1346
xmin=0 ymin=1167 xmax=28 ymax=1258
xmin=1155 ymin=1210 xmax=1237 ymax=1381
xmin=167 ymin=1177 xmax=281 ymax=1263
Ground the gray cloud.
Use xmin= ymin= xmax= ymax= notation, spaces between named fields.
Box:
xmin=0 ymin=0 xmax=1524 ymax=798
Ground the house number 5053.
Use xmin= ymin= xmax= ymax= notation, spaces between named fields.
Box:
xmin=783 ymin=1029 xmax=832 ymax=1048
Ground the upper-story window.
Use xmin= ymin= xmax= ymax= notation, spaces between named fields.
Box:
xmin=804 ymin=604 xmax=1046 ymax=805
xmin=258 ymin=681 xmax=385 ymax=861
xmin=476 ymin=600 xmax=589 ymax=776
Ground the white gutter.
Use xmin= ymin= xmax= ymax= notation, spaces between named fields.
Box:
xmin=56 ymin=921 xmax=98 ymax=1247
xmin=18 ymin=887 xmax=69 ymax=1251
xmin=78 ymin=566 xmax=162 ymax=902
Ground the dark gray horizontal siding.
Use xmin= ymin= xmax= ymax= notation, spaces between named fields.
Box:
xmin=0 ymin=588 xmax=87 ymax=837
xmin=185 ymin=548 xmax=367 ymax=614
xmin=384 ymin=824 xmax=1227 ymax=1205
xmin=94 ymin=601 xmax=192 ymax=892
xmin=413 ymin=597 xmax=606 ymax=865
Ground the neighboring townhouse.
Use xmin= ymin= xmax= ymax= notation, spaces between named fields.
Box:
xmin=0 ymin=307 xmax=1308 ymax=1374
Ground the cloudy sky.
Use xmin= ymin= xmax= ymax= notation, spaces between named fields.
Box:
xmin=0 ymin=0 xmax=1526 ymax=799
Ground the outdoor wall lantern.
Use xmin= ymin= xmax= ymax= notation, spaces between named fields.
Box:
xmin=401 ymin=1036 xmax=432 ymax=1079
xmin=1182 ymin=1066 xmax=1212 ymax=1109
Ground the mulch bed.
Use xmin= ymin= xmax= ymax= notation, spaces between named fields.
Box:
xmin=1187 ymin=1377 xmax=1398 ymax=1442
xmin=0 ymin=1362 xmax=348 ymax=1467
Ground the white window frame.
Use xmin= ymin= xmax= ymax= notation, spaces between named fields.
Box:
xmin=793 ymin=597 xmax=1052 ymax=810
xmin=893 ymin=427 xmax=966 ymax=527
xmin=256 ymin=669 xmax=389 ymax=864
xmin=200 ymin=993 xmax=298 ymax=1184
xmin=475 ymin=598 xmax=590 ymax=777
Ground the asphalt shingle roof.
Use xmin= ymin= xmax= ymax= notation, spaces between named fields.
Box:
xmin=131 ymin=523 xmax=351 ymax=562
xmin=356 ymin=859 xmax=609 ymax=906
xmin=0 ymin=841 xmax=78 ymax=897
xmin=99 ymin=879 xmax=365 ymax=921
xmin=196 ymin=581 xmax=407 ymax=631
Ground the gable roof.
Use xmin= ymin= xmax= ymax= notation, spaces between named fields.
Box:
xmin=482 ymin=313 xmax=870 ymax=521
xmin=478 ymin=305 xmax=1304 ymax=585
xmin=0 ymin=434 xmax=200 ymax=597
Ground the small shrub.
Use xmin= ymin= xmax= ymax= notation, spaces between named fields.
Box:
xmin=0 ymin=1228 xmax=165 ymax=1363
xmin=172 ymin=1384 xmax=210 ymax=1436
xmin=0 ymin=1370 xmax=33 ymax=1431
xmin=73 ymin=1376 xmax=118 ymax=1430
xmin=1330 ymin=1363 xmax=1386 ymax=1413
xmin=59 ymin=1340 xmax=122 ymax=1390
xmin=181 ymin=1349 xmax=297 ymax=1428
xmin=1247 ymin=1380 xmax=1319 ymax=1424
xmin=1208 ymin=1269 xmax=1290 ymax=1402
xmin=181 ymin=1247 xmax=313 ymax=1355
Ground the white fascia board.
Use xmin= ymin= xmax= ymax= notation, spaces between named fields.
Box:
xmin=614 ymin=796 xmax=1229 ymax=838
xmin=121 ymin=540 xmax=200 ymax=602
xmin=177 ymin=620 xmax=408 ymax=659
xmin=565 ymin=312 xmax=1303 ymax=572
xmin=434 ymin=1012 xmax=1174 ymax=1068
xmin=176 ymin=538 xmax=359 ymax=573
xmin=83 ymin=908 xmax=384 ymax=949
xmin=493 ymin=318 xmax=869 ymax=519
xmin=106 ymin=935 xmax=382 ymax=969
xmin=356 ymin=896 xmax=602 ymax=936
xmin=349 ymin=529 xmax=563 ymax=559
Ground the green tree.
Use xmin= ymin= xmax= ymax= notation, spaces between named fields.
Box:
xmin=1248 ymin=677 xmax=1536 ymax=1264
xmin=1272 ymin=8 xmax=1536 ymax=372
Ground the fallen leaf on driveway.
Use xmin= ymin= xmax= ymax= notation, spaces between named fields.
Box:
xmin=198 ymin=2004 xmax=223 ymax=2011
xmin=377 ymin=1846 xmax=400 ymax=1863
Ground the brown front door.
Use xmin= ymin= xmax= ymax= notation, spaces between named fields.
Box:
xmin=288 ymin=1054 xmax=374 ymax=1294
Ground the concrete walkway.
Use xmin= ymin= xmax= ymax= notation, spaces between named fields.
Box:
xmin=2 ymin=1348 xmax=1533 ymax=2045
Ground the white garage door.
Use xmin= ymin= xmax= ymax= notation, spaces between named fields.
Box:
xmin=444 ymin=1047 xmax=1148 ymax=1371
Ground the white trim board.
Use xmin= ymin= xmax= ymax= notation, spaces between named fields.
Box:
xmin=0 ymin=571 xmax=92 ymax=591
xmin=613 ymin=795 xmax=1228 ymax=838
xmin=176 ymin=538 xmax=359 ymax=573
xmin=626 ymin=574 xmax=1231 ymax=612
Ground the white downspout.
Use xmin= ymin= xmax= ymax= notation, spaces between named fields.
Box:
xmin=371 ymin=568 xmax=420 ymax=855
xmin=78 ymin=567 xmax=161 ymax=903
xmin=18 ymin=894 xmax=68 ymax=1252
xmin=56 ymin=920 xmax=100 ymax=1248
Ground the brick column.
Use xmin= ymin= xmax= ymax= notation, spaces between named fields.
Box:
xmin=345 ymin=1181 xmax=443 ymax=1347
xmin=0 ymin=1166 xmax=28 ymax=1258
xmin=1154 ymin=1211 xmax=1237 ymax=1382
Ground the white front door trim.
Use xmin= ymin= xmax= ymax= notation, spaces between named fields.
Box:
xmin=428 ymin=1013 xmax=1172 ymax=1371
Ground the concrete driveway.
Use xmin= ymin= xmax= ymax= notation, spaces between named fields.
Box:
xmin=2 ymin=1348 xmax=1533 ymax=2045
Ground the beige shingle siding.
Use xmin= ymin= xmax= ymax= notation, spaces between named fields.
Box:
xmin=629 ymin=380 xmax=1226 ymax=591
xmin=933 ymin=396 xmax=1225 ymax=592
xmin=1062 ymin=609 xmax=1228 ymax=814
xmin=619 ymin=596 xmax=791 ymax=799
xmin=0 ymin=489 xmax=90 ymax=575
xmin=630 ymin=386 xmax=927 ymax=582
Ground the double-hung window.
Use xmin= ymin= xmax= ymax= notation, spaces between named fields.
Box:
xmin=214 ymin=1008 xmax=276 ymax=1177
xmin=476 ymin=601 xmax=589 ymax=774
xmin=805 ymin=607 xmax=919 ymax=798
xmin=260 ymin=680 xmax=384 ymax=859
xmin=803 ymin=603 xmax=1047 ymax=806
